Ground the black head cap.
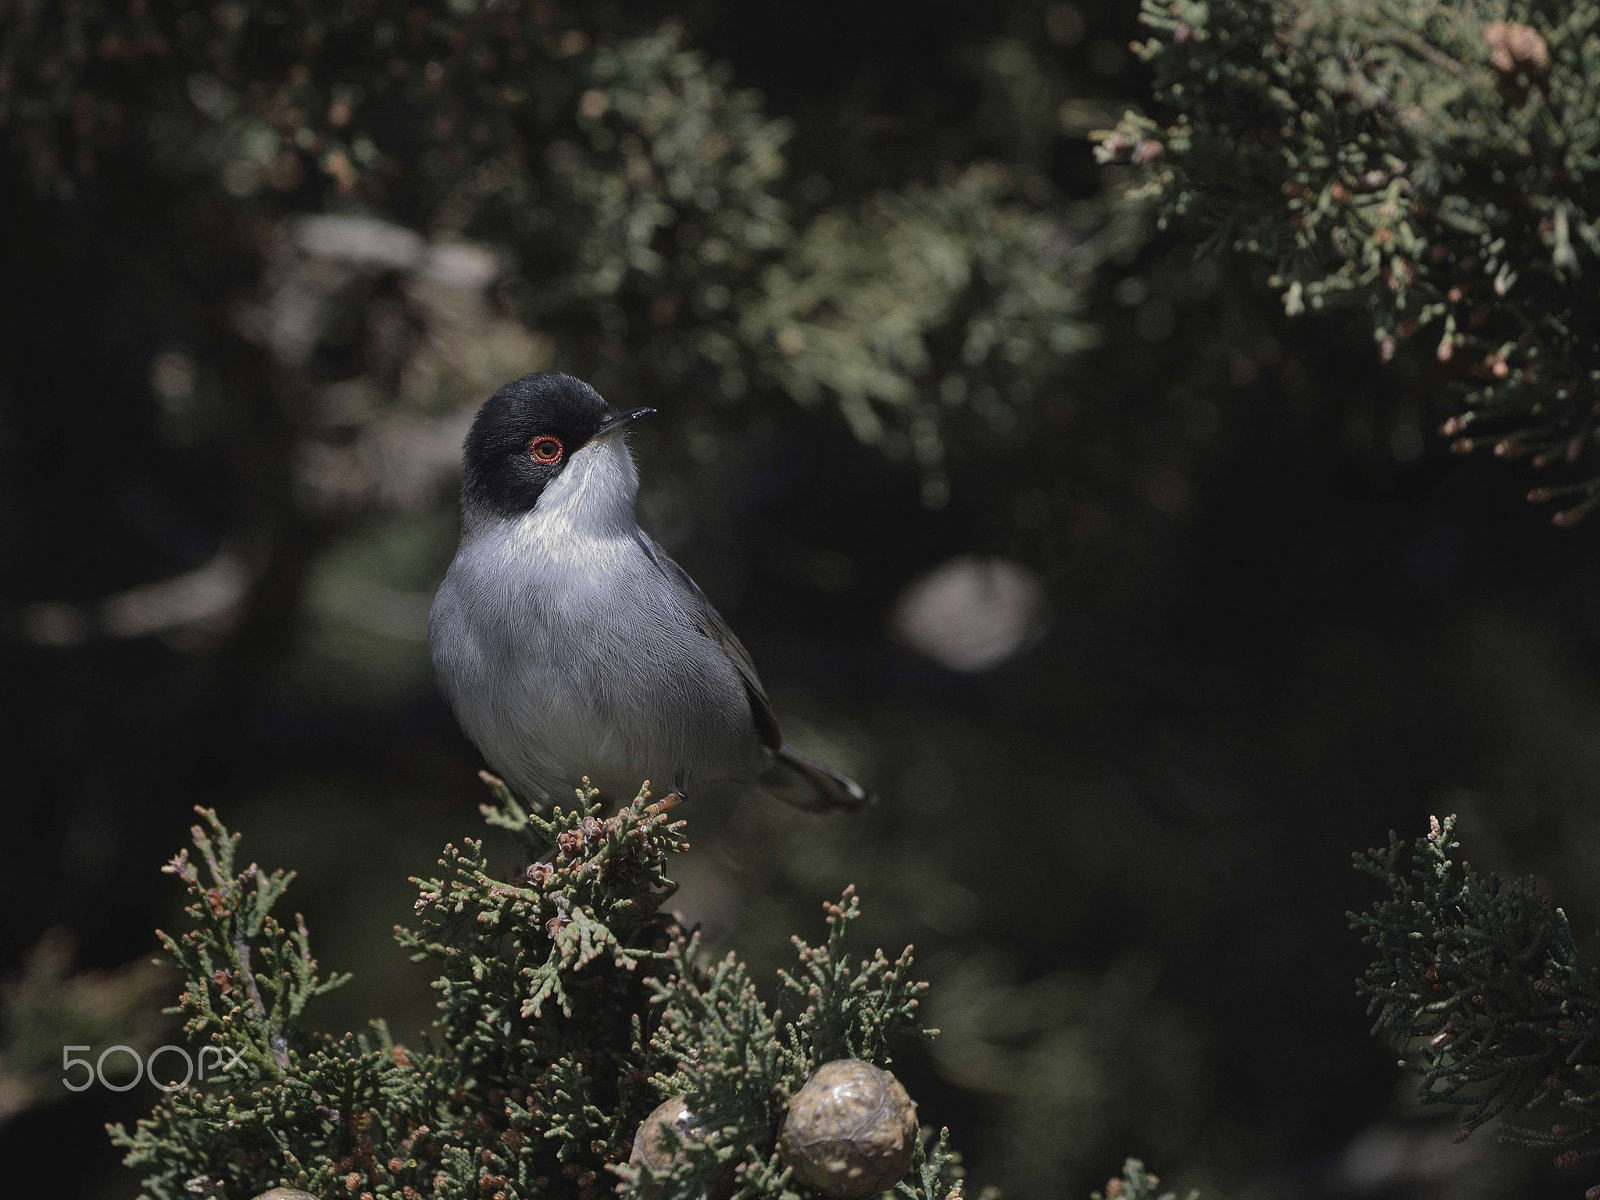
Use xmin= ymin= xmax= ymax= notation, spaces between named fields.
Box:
xmin=461 ymin=372 xmax=645 ymax=518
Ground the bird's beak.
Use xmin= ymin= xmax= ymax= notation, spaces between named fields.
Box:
xmin=595 ymin=406 xmax=656 ymax=440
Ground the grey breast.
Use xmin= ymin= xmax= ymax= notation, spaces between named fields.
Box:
xmin=431 ymin=530 xmax=759 ymax=803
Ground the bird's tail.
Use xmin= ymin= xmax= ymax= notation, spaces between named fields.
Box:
xmin=753 ymin=745 xmax=873 ymax=813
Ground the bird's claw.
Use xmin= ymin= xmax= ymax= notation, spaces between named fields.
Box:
xmin=645 ymin=792 xmax=684 ymax=815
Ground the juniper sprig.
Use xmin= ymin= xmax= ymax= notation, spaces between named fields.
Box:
xmin=111 ymin=782 xmax=974 ymax=1200
xmin=1099 ymin=1 xmax=1600 ymax=523
xmin=1352 ymin=815 xmax=1600 ymax=1179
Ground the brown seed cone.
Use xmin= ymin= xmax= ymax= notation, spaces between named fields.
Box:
xmin=629 ymin=1095 xmax=736 ymax=1200
xmin=777 ymin=1059 xmax=918 ymax=1198
xmin=251 ymin=1191 xmax=317 ymax=1200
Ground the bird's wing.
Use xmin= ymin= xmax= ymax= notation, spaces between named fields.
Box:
xmin=632 ymin=530 xmax=782 ymax=750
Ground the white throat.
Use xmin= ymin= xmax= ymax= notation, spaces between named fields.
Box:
xmin=469 ymin=434 xmax=641 ymax=557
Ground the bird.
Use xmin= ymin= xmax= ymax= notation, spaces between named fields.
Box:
xmin=429 ymin=371 xmax=871 ymax=814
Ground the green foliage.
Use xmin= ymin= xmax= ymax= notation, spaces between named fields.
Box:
xmin=0 ymin=931 xmax=168 ymax=1126
xmin=631 ymin=888 xmax=939 ymax=1200
xmin=157 ymin=811 xmax=354 ymax=1077
xmin=776 ymin=887 xmax=932 ymax=1068
xmin=110 ymin=788 xmax=973 ymax=1200
xmin=1099 ymin=0 xmax=1600 ymax=522
xmin=1 ymin=0 xmax=1099 ymax=498
xmin=111 ymin=810 xmax=417 ymax=1200
xmin=1351 ymin=815 xmax=1600 ymax=1177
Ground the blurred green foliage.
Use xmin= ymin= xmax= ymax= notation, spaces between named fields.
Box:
xmin=4 ymin=0 xmax=1111 ymax=503
xmin=0 ymin=932 xmax=168 ymax=1128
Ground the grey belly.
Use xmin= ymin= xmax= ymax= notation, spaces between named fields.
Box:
xmin=433 ymin=574 xmax=758 ymax=804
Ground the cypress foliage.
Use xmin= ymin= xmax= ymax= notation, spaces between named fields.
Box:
xmin=1351 ymin=815 xmax=1600 ymax=1186
xmin=108 ymin=782 xmax=975 ymax=1200
xmin=1098 ymin=2 xmax=1600 ymax=522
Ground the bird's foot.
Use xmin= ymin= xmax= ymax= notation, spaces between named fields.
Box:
xmin=640 ymin=776 xmax=688 ymax=815
xmin=644 ymin=788 xmax=684 ymax=816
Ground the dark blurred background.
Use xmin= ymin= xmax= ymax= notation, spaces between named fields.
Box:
xmin=4 ymin=2 xmax=1599 ymax=1197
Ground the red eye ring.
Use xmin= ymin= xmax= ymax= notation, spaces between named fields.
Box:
xmin=529 ymin=436 xmax=564 ymax=465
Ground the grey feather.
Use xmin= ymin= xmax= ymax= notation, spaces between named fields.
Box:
xmin=629 ymin=527 xmax=783 ymax=750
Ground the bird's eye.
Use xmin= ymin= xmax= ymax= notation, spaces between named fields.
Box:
xmin=529 ymin=436 xmax=564 ymax=465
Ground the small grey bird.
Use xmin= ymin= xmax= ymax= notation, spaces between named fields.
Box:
xmin=429 ymin=371 xmax=871 ymax=813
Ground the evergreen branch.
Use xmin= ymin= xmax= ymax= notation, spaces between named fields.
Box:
xmin=112 ymin=811 xmax=417 ymax=1200
xmin=778 ymin=886 xmax=935 ymax=1066
xmin=114 ymin=783 xmax=967 ymax=1200
xmin=895 ymin=1128 xmax=981 ymax=1200
xmin=1351 ymin=815 xmax=1600 ymax=1180
xmin=153 ymin=808 xmax=349 ymax=1083
xmin=1099 ymin=0 xmax=1600 ymax=523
